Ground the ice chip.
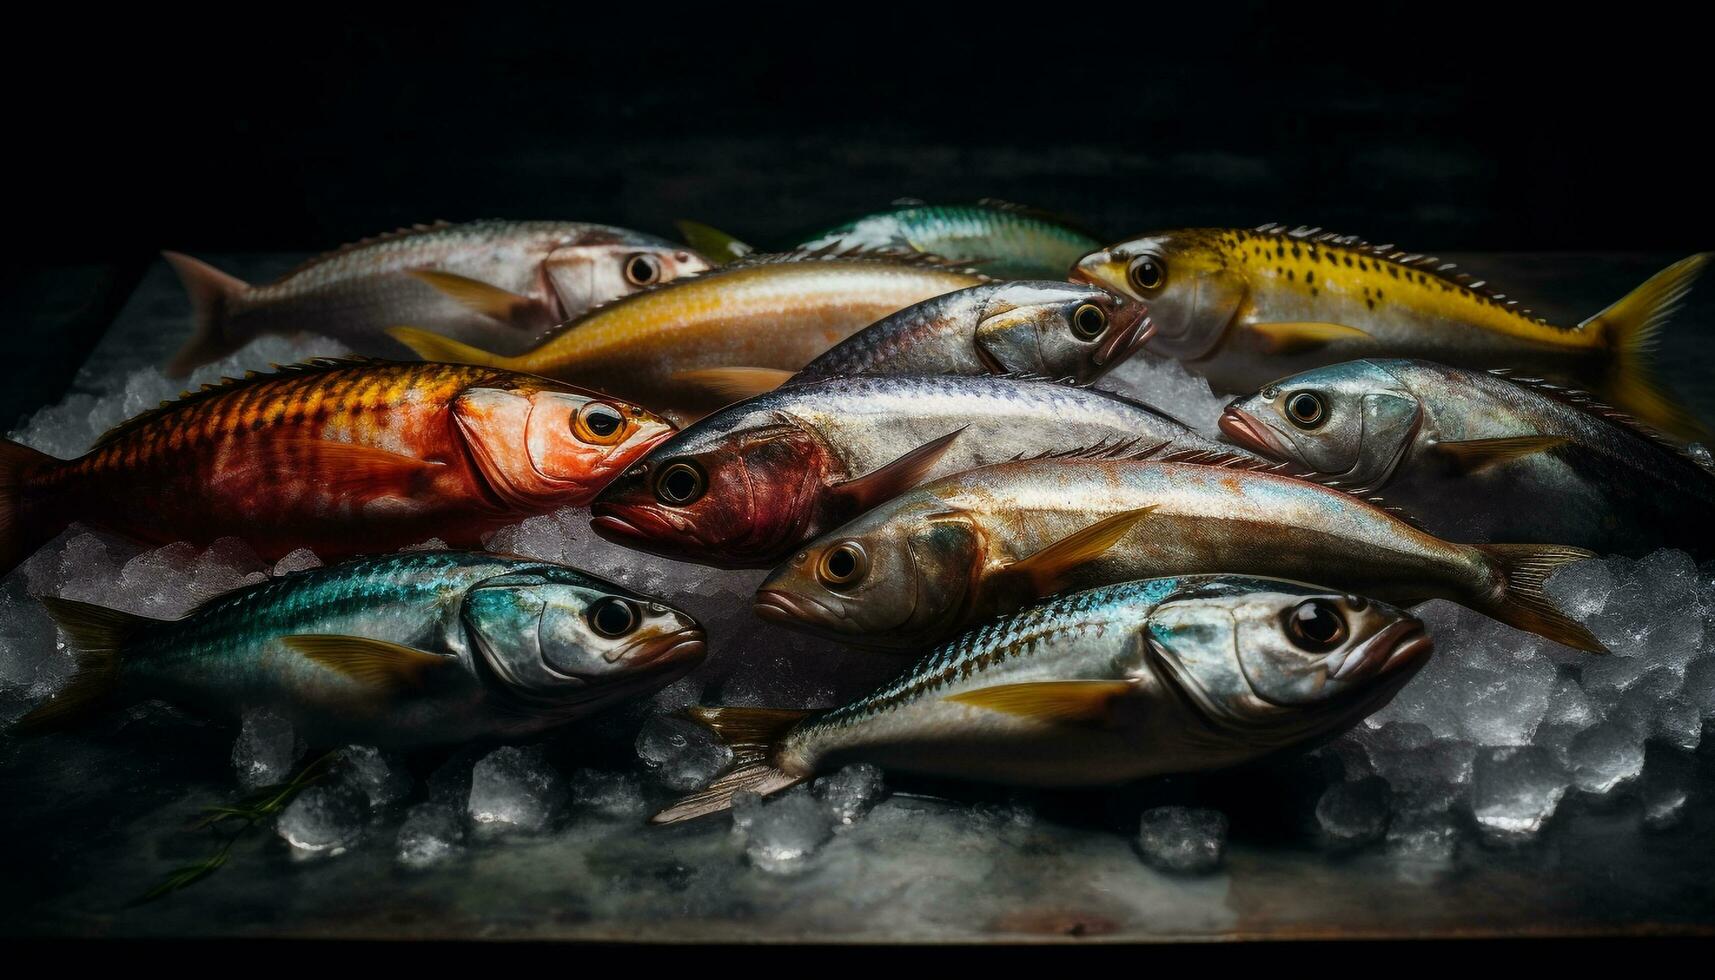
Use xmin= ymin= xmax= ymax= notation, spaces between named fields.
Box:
xmin=467 ymin=745 xmax=566 ymax=834
xmin=731 ymin=786 xmax=835 ymax=874
xmin=1640 ymin=751 xmax=1696 ymax=829
xmin=570 ymin=769 xmax=648 ymax=820
xmin=1565 ymin=722 xmax=1645 ymax=794
xmin=635 ymin=715 xmax=734 ymax=791
xmin=814 ymin=764 xmax=887 ymax=826
xmin=1682 ymin=656 xmax=1715 ymax=719
xmin=231 ymin=707 xmax=303 ymax=790
xmin=339 ymin=745 xmax=413 ymax=810
xmin=271 ymin=548 xmax=323 ymax=576
xmin=276 ymin=782 xmax=367 ymax=857
xmin=1385 ymin=811 xmax=1460 ymax=882
xmin=396 ymin=802 xmax=466 ymax=869
xmin=1545 ymin=559 xmax=1615 ymax=621
xmin=1102 ymin=353 xmax=1229 ymax=435
xmin=1135 ymin=806 xmax=1228 ymax=874
xmin=1314 ymin=776 xmax=1391 ymax=845
xmin=1653 ymin=697 xmax=1702 ymax=752
xmin=1471 ymin=746 xmax=1568 ymax=842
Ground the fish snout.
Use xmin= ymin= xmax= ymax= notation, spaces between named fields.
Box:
xmin=754 ymin=588 xmax=820 ymax=625
xmin=1218 ymin=405 xmax=1290 ymax=459
xmin=1326 ymin=618 xmax=1433 ymax=681
xmin=1093 ymin=308 xmax=1156 ymax=368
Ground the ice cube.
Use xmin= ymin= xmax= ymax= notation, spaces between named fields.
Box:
xmin=731 ymin=787 xmax=834 ymax=874
xmin=467 ymin=745 xmax=566 ymax=834
xmin=1135 ymin=806 xmax=1228 ymax=874
xmin=1542 ymin=672 xmax=1599 ymax=730
xmin=339 ymin=745 xmax=413 ymax=810
xmin=1639 ymin=751 xmax=1695 ymax=829
xmin=1314 ymin=776 xmax=1391 ymax=845
xmin=1565 ymin=722 xmax=1645 ymax=794
xmin=1102 ymin=354 xmax=1229 ymax=435
xmin=1687 ymin=442 xmax=1714 ymax=469
xmin=1545 ymin=559 xmax=1615 ymax=621
xmin=569 ymin=769 xmax=649 ymax=820
xmin=396 ymin=802 xmax=466 ymax=869
xmin=1460 ymin=664 xmax=1553 ymax=745
xmin=814 ymin=764 xmax=887 ymax=826
xmin=1385 ymin=811 xmax=1460 ymax=882
xmin=635 ymin=715 xmax=734 ymax=791
xmin=231 ymin=707 xmax=303 ymax=790
xmin=271 ymin=548 xmax=322 ymax=576
xmin=1471 ymin=746 xmax=1569 ymax=842
xmin=1682 ymin=656 xmax=1715 ymax=719
xmin=400 ymin=537 xmax=449 ymax=552
xmin=1653 ymin=697 xmax=1702 ymax=752
xmin=275 ymin=782 xmax=367 ymax=857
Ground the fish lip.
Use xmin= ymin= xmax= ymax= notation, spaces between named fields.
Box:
xmin=589 ymin=512 xmax=646 ymax=544
xmin=1217 ymin=406 xmax=1290 ymax=459
xmin=632 ymin=627 xmax=708 ymax=670
xmin=754 ymin=589 xmax=819 ymax=625
xmin=1092 ymin=310 xmax=1155 ymax=369
xmin=1330 ymin=620 xmax=1433 ymax=681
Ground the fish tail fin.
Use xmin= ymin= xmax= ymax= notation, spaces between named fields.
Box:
xmin=674 ymin=220 xmax=754 ymax=264
xmin=1474 ymin=544 xmax=1607 ymax=653
xmin=1584 ymin=252 xmax=1711 ymax=441
xmin=12 ymin=596 xmax=153 ymax=734
xmin=384 ymin=326 xmax=512 ymax=368
xmin=0 ymin=439 xmax=58 ymax=576
xmin=162 ymin=251 xmax=250 ymax=377
xmin=649 ymin=706 xmax=814 ymax=825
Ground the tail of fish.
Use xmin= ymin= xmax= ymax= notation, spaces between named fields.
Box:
xmin=12 ymin=596 xmax=154 ymax=734
xmin=385 ymin=326 xmax=514 ymax=369
xmin=649 ymin=706 xmax=815 ymax=825
xmin=0 ymin=440 xmax=58 ymax=576
xmin=1473 ymin=544 xmax=1606 ymax=653
xmin=674 ymin=220 xmax=754 ymax=264
xmin=1584 ymin=252 xmax=1711 ymax=441
xmin=162 ymin=252 xmax=251 ymax=377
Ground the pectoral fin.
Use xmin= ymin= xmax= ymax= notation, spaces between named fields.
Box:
xmin=1000 ymin=506 xmax=1157 ymax=596
xmin=1243 ymin=321 xmax=1375 ymax=354
xmin=282 ymin=635 xmax=452 ymax=693
xmin=944 ymin=680 xmax=1135 ymax=724
xmin=408 ymin=270 xmax=542 ymax=324
xmin=830 ymin=428 xmax=964 ymax=511
xmin=1434 ymin=435 xmax=1566 ymax=473
xmin=258 ymin=440 xmax=442 ymax=497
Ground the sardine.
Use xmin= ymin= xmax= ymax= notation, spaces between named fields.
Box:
xmin=14 ymin=552 xmax=706 ymax=747
xmin=164 ymin=220 xmax=710 ymax=373
xmin=652 ymin=576 xmax=1430 ymax=823
xmin=0 ymin=359 xmax=672 ymax=573
xmin=1219 ymin=358 xmax=1715 ymax=556
xmin=1072 ymin=225 xmax=1710 ymax=440
xmin=388 ymin=251 xmax=987 ymax=422
xmin=589 ymin=374 xmax=1227 ymax=569
xmin=755 ymin=456 xmax=1603 ymax=652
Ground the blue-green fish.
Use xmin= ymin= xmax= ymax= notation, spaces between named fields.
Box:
xmin=653 ymin=576 xmax=1430 ymax=823
xmin=15 ymin=552 xmax=705 ymax=747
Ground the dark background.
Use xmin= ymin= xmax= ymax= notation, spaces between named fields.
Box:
xmin=5 ymin=4 xmax=1711 ymax=422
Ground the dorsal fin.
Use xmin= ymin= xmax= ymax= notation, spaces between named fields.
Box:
xmin=971 ymin=199 xmax=1104 ymax=240
xmin=1155 ymin=448 xmax=1427 ymax=529
xmin=721 ymin=245 xmax=990 ymax=279
xmin=277 ymin=221 xmax=456 ymax=280
xmin=1009 ymin=437 xmax=1168 ymax=463
xmin=1486 ymin=369 xmax=1703 ymax=460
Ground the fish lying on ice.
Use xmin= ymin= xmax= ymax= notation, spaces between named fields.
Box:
xmin=652 ymin=576 xmax=1430 ymax=823
xmin=14 ymin=551 xmax=706 ymax=747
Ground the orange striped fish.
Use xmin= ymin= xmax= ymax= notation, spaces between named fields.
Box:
xmin=0 ymin=359 xmax=672 ymax=572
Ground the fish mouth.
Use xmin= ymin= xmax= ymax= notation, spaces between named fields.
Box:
xmin=1092 ymin=311 xmax=1156 ymax=369
xmin=1217 ymin=406 xmax=1290 ymax=459
xmin=754 ymin=588 xmax=825 ymax=626
xmin=630 ymin=626 xmax=708 ymax=671
xmin=1327 ymin=620 xmax=1433 ymax=682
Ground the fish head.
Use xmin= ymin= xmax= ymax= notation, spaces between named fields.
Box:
xmin=1219 ymin=360 xmax=1421 ymax=491
xmin=1072 ymin=232 xmax=1245 ymax=362
xmin=754 ymin=496 xmax=982 ymax=648
xmin=1144 ymin=577 xmax=1430 ymax=747
xmin=542 ymin=242 xmax=711 ymax=317
xmin=972 ymin=282 xmax=1154 ymax=382
xmin=589 ymin=407 xmax=836 ymax=568
xmin=461 ymin=571 xmax=705 ymax=715
xmin=453 ymin=385 xmax=675 ymax=509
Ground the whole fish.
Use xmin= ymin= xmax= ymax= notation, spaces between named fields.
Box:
xmin=589 ymin=374 xmax=1228 ymax=569
xmin=1218 ymin=359 xmax=1715 ymax=556
xmin=680 ymin=200 xmax=1103 ymax=279
xmin=14 ymin=552 xmax=705 ymax=746
xmin=388 ymin=252 xmax=988 ymax=422
xmin=164 ymin=220 xmax=710 ymax=374
xmin=673 ymin=281 xmax=1154 ymax=403
xmin=1071 ymin=225 xmax=1711 ymax=440
xmin=0 ymin=359 xmax=672 ymax=573
xmin=755 ymin=456 xmax=1603 ymax=652
xmin=652 ymin=576 xmax=1430 ymax=823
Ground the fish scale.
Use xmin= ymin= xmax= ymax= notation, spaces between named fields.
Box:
xmin=799 ymin=203 xmax=1101 ymax=280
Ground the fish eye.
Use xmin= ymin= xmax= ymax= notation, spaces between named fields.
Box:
xmin=589 ymin=597 xmax=639 ymax=637
xmin=654 ymin=460 xmax=706 ymax=506
xmin=624 ymin=252 xmax=662 ymax=286
xmin=1071 ymin=303 xmax=1107 ymax=340
xmin=1285 ymin=599 xmax=1347 ymax=652
xmin=1284 ymin=390 xmax=1327 ymax=429
xmin=573 ymin=402 xmax=626 ymax=444
xmin=1127 ymin=255 xmax=1165 ymax=292
xmin=816 ymin=541 xmax=869 ymax=589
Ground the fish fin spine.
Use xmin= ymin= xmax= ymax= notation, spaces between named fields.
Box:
xmin=0 ymin=440 xmax=58 ymax=576
xmin=12 ymin=596 xmax=155 ymax=734
xmin=1475 ymin=544 xmax=1607 ymax=654
xmin=162 ymin=252 xmax=250 ymax=377
xmin=1583 ymin=253 xmax=1711 ymax=441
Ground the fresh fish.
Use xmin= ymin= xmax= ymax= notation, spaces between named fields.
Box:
xmin=1218 ymin=359 xmax=1715 ymax=556
xmin=388 ymin=251 xmax=987 ymax=422
xmin=673 ymin=281 xmax=1154 ymax=402
xmin=652 ymin=576 xmax=1430 ymax=823
xmin=680 ymin=200 xmax=1102 ymax=279
xmin=13 ymin=552 xmax=705 ymax=746
xmin=0 ymin=359 xmax=672 ymax=573
xmin=589 ymin=374 xmax=1226 ymax=569
xmin=1072 ymin=225 xmax=1711 ymax=440
xmin=164 ymin=220 xmax=710 ymax=374
xmin=755 ymin=456 xmax=1604 ymax=652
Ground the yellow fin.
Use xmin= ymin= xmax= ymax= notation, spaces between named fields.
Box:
xmin=675 ymin=220 xmax=754 ymax=264
xmin=282 ymin=635 xmax=452 ymax=692
xmin=407 ymin=269 xmax=540 ymax=323
xmin=672 ymin=367 xmax=795 ymax=402
xmin=944 ymin=680 xmax=1135 ymax=724
xmin=385 ymin=326 xmax=511 ymax=368
xmin=1243 ymin=321 xmax=1375 ymax=355
xmin=1002 ymin=506 xmax=1157 ymax=596
xmin=1584 ymin=252 xmax=1711 ymax=441
xmin=1435 ymin=435 xmax=1567 ymax=473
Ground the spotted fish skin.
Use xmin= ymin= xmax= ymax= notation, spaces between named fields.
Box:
xmin=798 ymin=203 xmax=1101 ymax=279
xmin=7 ymin=359 xmax=671 ymax=568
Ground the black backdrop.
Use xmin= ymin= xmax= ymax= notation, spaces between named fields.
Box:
xmin=12 ymin=4 xmax=1712 ymax=261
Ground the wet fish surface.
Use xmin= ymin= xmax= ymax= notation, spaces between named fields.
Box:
xmin=14 ymin=552 xmax=706 ymax=747
xmin=1219 ymin=358 xmax=1715 ymax=556
xmin=164 ymin=220 xmax=710 ymax=373
xmin=589 ymin=374 xmax=1227 ymax=569
xmin=652 ymin=576 xmax=1430 ymax=823
xmin=755 ymin=456 xmax=1603 ymax=652
xmin=1073 ymin=225 xmax=1710 ymax=440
